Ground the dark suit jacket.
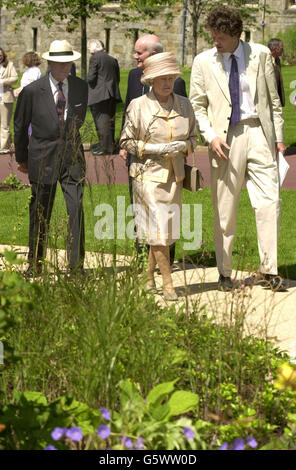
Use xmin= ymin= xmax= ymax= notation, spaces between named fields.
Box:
xmin=274 ymin=57 xmax=285 ymax=107
xmin=14 ymin=75 xmax=88 ymax=185
xmin=87 ymin=50 xmax=122 ymax=106
xmin=122 ymin=67 xmax=187 ymax=128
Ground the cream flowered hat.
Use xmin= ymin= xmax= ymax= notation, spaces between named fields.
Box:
xmin=141 ymin=52 xmax=181 ymax=84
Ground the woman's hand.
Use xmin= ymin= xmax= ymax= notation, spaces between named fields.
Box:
xmin=143 ymin=141 xmax=187 ymax=156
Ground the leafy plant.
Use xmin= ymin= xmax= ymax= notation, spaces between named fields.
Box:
xmin=0 ymin=174 xmax=27 ymax=190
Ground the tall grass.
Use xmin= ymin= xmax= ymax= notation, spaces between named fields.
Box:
xmin=1 ymin=254 xmax=289 ymax=424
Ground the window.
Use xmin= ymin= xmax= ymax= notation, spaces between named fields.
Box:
xmin=105 ymin=28 xmax=110 ymax=53
xmin=32 ymin=27 xmax=38 ymax=51
xmin=244 ymin=31 xmax=251 ymax=42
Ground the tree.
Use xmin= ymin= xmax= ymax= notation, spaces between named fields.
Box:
xmin=110 ymin=0 xmax=273 ymax=59
xmin=1 ymin=0 xmax=275 ymax=73
xmin=0 ymin=0 xmax=109 ymax=79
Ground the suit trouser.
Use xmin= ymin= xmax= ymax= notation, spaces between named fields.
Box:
xmin=210 ymin=118 xmax=281 ymax=277
xmin=0 ymin=102 xmax=13 ymax=150
xmin=90 ymin=98 xmax=116 ymax=154
xmin=29 ymin=168 xmax=85 ymax=270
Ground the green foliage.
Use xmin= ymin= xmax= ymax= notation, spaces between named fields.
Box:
xmin=0 ymin=380 xmax=201 ymax=450
xmin=1 ymin=0 xmax=107 ymax=25
xmin=274 ymin=25 xmax=296 ymax=65
xmin=0 ymin=251 xmax=38 ymax=366
xmin=0 ymin=391 xmax=101 ymax=450
xmin=0 ymin=174 xmax=27 ymax=190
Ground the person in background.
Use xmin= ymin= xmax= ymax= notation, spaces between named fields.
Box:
xmin=14 ymin=51 xmax=42 ymax=98
xmin=268 ymin=38 xmax=285 ymax=107
xmin=120 ymin=52 xmax=197 ymax=301
xmin=87 ymin=38 xmax=122 ymax=156
xmin=0 ymin=47 xmax=18 ymax=153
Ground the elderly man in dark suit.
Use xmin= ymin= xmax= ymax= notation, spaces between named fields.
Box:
xmin=14 ymin=40 xmax=88 ymax=277
xmin=87 ymin=39 xmax=122 ymax=156
xmin=119 ymin=34 xmax=187 ymax=266
xmin=268 ymin=38 xmax=285 ymax=108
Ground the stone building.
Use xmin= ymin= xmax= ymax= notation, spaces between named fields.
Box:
xmin=0 ymin=1 xmax=295 ymax=75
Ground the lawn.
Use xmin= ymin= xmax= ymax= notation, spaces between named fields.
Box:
xmin=1 ymin=184 xmax=295 ymax=279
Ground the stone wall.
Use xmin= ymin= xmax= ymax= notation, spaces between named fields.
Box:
xmin=0 ymin=1 xmax=295 ymax=75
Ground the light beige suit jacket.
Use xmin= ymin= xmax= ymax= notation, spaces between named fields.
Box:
xmin=0 ymin=61 xmax=18 ymax=103
xmin=120 ymin=91 xmax=197 ymax=183
xmin=189 ymin=41 xmax=284 ymax=165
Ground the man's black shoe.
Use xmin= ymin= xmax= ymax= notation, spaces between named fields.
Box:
xmin=218 ymin=274 xmax=234 ymax=292
xmin=92 ymin=148 xmax=105 ymax=156
xmin=67 ymin=266 xmax=88 ymax=279
xmin=265 ymin=274 xmax=288 ymax=292
xmin=244 ymin=273 xmax=288 ymax=292
xmin=24 ymin=263 xmax=42 ymax=278
xmin=91 ymin=142 xmax=101 ymax=152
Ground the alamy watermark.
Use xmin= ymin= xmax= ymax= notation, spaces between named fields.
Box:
xmin=0 ymin=341 xmax=3 ymax=365
xmin=289 ymin=80 xmax=296 ymax=105
xmin=94 ymin=196 xmax=202 ymax=251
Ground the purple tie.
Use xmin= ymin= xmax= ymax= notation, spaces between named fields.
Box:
xmin=56 ymin=81 xmax=66 ymax=121
xmin=229 ymin=54 xmax=240 ymax=127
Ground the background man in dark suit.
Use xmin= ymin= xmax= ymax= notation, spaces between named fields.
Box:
xmin=87 ymin=39 xmax=122 ymax=156
xmin=14 ymin=40 xmax=88 ymax=277
xmin=268 ymin=38 xmax=285 ymax=107
xmin=119 ymin=34 xmax=187 ymax=266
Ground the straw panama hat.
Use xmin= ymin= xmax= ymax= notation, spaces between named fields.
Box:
xmin=42 ymin=40 xmax=81 ymax=62
xmin=141 ymin=52 xmax=181 ymax=85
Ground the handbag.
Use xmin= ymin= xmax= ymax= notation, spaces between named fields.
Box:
xmin=183 ymin=153 xmax=204 ymax=192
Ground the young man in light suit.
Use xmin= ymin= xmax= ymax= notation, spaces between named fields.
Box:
xmin=190 ymin=6 xmax=287 ymax=291
xmin=14 ymin=40 xmax=88 ymax=277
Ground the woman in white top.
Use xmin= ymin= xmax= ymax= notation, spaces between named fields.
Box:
xmin=0 ymin=47 xmax=18 ymax=153
xmin=14 ymin=52 xmax=41 ymax=137
xmin=14 ymin=51 xmax=41 ymax=96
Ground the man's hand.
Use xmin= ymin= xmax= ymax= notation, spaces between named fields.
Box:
xmin=276 ymin=142 xmax=286 ymax=156
xmin=210 ymin=137 xmax=230 ymax=161
xmin=119 ymin=149 xmax=127 ymax=161
xmin=18 ymin=162 xmax=28 ymax=174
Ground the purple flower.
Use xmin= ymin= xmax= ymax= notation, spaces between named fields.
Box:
xmin=135 ymin=437 xmax=145 ymax=450
xmin=218 ymin=442 xmax=229 ymax=450
xmin=183 ymin=427 xmax=195 ymax=440
xmin=97 ymin=425 xmax=111 ymax=439
xmin=51 ymin=427 xmax=66 ymax=441
xmin=65 ymin=426 xmax=83 ymax=442
xmin=100 ymin=407 xmax=111 ymax=420
xmin=246 ymin=436 xmax=258 ymax=448
xmin=121 ymin=436 xmax=133 ymax=449
xmin=44 ymin=445 xmax=57 ymax=450
xmin=231 ymin=438 xmax=245 ymax=450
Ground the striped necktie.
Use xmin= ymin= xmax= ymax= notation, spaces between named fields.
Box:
xmin=56 ymin=81 xmax=66 ymax=121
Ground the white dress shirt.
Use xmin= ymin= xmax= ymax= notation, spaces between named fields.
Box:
xmin=49 ymin=73 xmax=68 ymax=120
xmin=222 ymin=40 xmax=258 ymax=121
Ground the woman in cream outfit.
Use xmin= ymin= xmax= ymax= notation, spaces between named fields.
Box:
xmin=0 ymin=47 xmax=18 ymax=153
xmin=120 ymin=52 xmax=197 ymax=300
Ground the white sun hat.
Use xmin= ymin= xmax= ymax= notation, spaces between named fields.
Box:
xmin=42 ymin=40 xmax=81 ymax=62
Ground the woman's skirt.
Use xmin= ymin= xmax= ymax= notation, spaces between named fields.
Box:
xmin=132 ymin=175 xmax=182 ymax=246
